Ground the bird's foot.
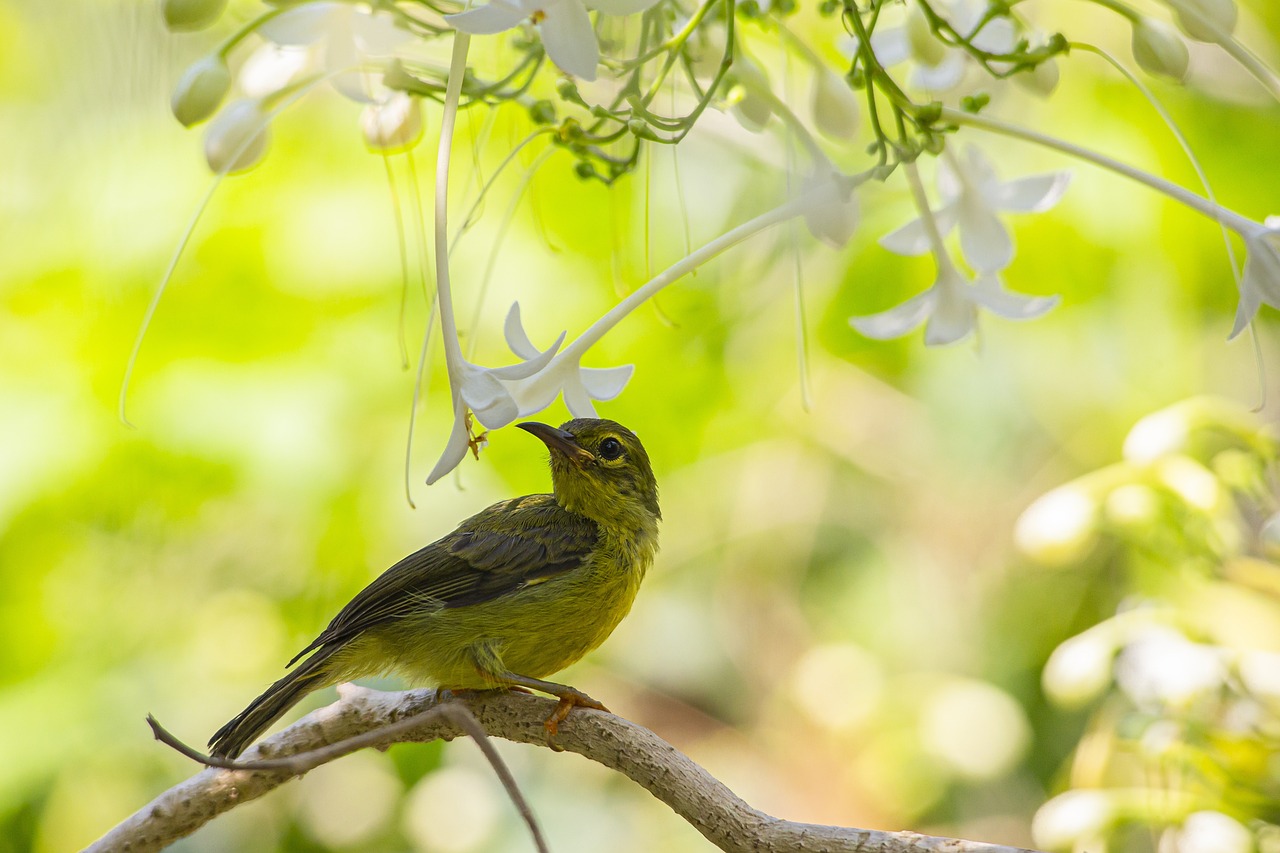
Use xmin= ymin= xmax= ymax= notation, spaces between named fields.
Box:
xmin=543 ymin=688 xmax=608 ymax=752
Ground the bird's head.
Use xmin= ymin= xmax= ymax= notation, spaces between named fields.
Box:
xmin=518 ymin=418 xmax=660 ymax=532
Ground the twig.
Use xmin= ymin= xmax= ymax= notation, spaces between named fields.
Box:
xmin=89 ymin=686 xmax=1047 ymax=853
xmin=144 ymin=694 xmax=549 ymax=853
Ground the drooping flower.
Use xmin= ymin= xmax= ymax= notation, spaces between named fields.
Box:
xmin=851 ymin=266 xmax=1058 ymax=346
xmin=426 ymin=305 xmax=566 ymax=484
xmin=1232 ymin=215 xmax=1280 ymax=337
xmin=361 ymin=90 xmax=424 ymax=152
xmin=802 ymin=165 xmax=860 ymax=248
xmin=446 ymin=0 xmax=662 ymax=82
xmin=880 ymin=146 xmax=1071 ymax=273
xmin=258 ymin=1 xmax=409 ymax=102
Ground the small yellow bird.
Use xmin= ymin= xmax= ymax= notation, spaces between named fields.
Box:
xmin=209 ymin=418 xmax=660 ymax=758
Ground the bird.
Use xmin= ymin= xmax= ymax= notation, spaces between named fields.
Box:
xmin=208 ymin=418 xmax=660 ymax=759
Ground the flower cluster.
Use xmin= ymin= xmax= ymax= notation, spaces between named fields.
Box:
xmin=155 ymin=0 xmax=1280 ymax=482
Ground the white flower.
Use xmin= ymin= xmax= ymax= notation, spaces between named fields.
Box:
xmin=496 ymin=303 xmax=634 ymax=419
xmin=1232 ymin=216 xmax=1280 ymax=338
xmin=1115 ymin=626 xmax=1225 ymax=708
xmin=802 ymin=166 xmax=860 ymax=248
xmin=204 ymin=99 xmax=270 ymax=174
xmin=447 ymin=0 xmax=661 ymax=82
xmin=361 ymin=91 xmax=424 ymax=152
xmin=851 ymin=0 xmax=1017 ymax=92
xmin=426 ymin=305 xmax=566 ymax=484
xmin=426 ymin=304 xmax=635 ymax=483
xmin=851 ymin=267 xmax=1058 ymax=346
xmin=258 ymin=2 xmax=409 ymax=103
xmin=880 ymin=146 xmax=1071 ymax=273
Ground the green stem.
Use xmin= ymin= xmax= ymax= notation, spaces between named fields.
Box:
xmin=217 ymin=6 xmax=287 ymax=57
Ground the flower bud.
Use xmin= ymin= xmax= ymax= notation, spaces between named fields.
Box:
xmin=906 ymin=2 xmax=948 ymax=68
xmin=171 ymin=54 xmax=231 ymax=127
xmin=361 ymin=92 xmax=423 ymax=153
xmin=1132 ymin=17 xmax=1189 ymax=82
xmin=1171 ymin=0 xmax=1237 ymax=42
xmin=811 ymin=68 xmax=860 ymax=139
xmin=161 ymin=0 xmax=228 ymax=31
xmin=1015 ymin=57 xmax=1060 ymax=96
xmin=204 ymin=99 xmax=270 ymax=174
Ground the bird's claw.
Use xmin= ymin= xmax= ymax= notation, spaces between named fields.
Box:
xmin=543 ymin=689 xmax=608 ymax=751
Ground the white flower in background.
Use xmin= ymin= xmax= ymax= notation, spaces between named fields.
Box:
xmin=849 ymin=0 xmax=1016 ymax=92
xmin=802 ymin=166 xmax=860 ymax=248
xmin=258 ymin=1 xmax=409 ymax=102
xmin=361 ymin=91 xmax=424 ymax=152
xmin=1032 ymin=790 xmax=1116 ymax=851
xmin=880 ymin=146 xmax=1071 ymax=273
xmin=1175 ymin=811 xmax=1253 ymax=853
xmin=1115 ymin=626 xmax=1225 ymax=708
xmin=1231 ymin=216 xmax=1280 ymax=337
xmin=851 ymin=266 xmax=1058 ymax=346
xmin=239 ymin=43 xmax=313 ymax=99
xmin=447 ymin=0 xmax=662 ymax=82
xmin=204 ymin=99 xmax=270 ymax=173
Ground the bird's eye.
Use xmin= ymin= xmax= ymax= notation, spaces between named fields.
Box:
xmin=598 ymin=437 xmax=624 ymax=460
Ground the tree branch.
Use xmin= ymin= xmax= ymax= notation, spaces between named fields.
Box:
xmin=89 ymin=685 xmax=1046 ymax=853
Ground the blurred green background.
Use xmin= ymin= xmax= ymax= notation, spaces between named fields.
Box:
xmin=3 ymin=1 xmax=1280 ymax=851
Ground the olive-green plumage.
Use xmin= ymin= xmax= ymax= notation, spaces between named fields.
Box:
xmin=208 ymin=418 xmax=660 ymax=759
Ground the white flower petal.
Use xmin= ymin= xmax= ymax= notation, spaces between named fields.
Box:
xmin=879 ymin=204 xmax=958 ymax=256
xmin=879 ymin=217 xmax=931 ymax=256
xmin=587 ymin=0 xmax=660 ymax=15
xmin=426 ymin=405 xmax=473 ymax=484
xmin=259 ymin=3 xmax=343 ymax=45
xmin=850 ymin=289 xmax=937 ymax=339
xmin=923 ymin=279 xmax=976 ymax=345
xmin=351 ymin=9 xmax=410 ymax=54
xmin=579 ymin=365 xmax=634 ymax=400
xmin=995 ymin=172 xmax=1072 ymax=213
xmin=462 ymin=371 xmax=520 ymax=428
xmin=563 ymin=378 xmax=599 ymax=418
xmin=1233 ymin=234 xmax=1280 ymax=338
xmin=869 ymin=28 xmax=911 ymax=67
xmin=239 ymin=44 xmax=312 ymax=99
xmin=970 ymin=277 xmax=1060 ymax=319
xmin=803 ymin=174 xmax=860 ymax=248
xmin=971 ymin=16 xmax=1016 ymax=54
xmin=446 ymin=0 xmax=531 ymax=35
xmin=503 ymin=302 xmax=541 ymax=360
xmin=958 ymin=205 xmax=1013 ymax=273
xmin=487 ymin=330 xmax=566 ymax=380
xmin=911 ymin=52 xmax=965 ymax=91
xmin=539 ymin=0 xmax=600 ymax=80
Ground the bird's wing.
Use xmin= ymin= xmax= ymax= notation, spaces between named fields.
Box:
xmin=287 ymin=494 xmax=599 ymax=665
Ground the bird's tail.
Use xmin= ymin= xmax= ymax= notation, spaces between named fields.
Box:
xmin=208 ymin=645 xmax=341 ymax=759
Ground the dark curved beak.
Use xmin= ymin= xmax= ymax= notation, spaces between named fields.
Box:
xmin=517 ymin=422 xmax=594 ymax=463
